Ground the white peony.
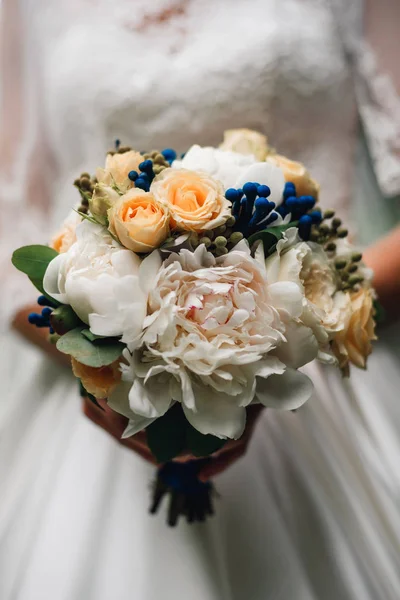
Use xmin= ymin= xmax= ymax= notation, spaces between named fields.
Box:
xmin=110 ymin=241 xmax=314 ymax=440
xmin=173 ymin=145 xmax=285 ymax=205
xmin=43 ymin=220 xmax=161 ymax=345
xmin=265 ymin=227 xmax=349 ymax=365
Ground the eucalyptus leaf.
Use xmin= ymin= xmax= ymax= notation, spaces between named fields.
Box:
xmin=56 ymin=327 xmax=124 ymax=367
xmin=146 ymin=404 xmax=187 ymax=463
xmin=186 ymin=425 xmax=227 ymax=457
xmin=248 ymin=222 xmax=298 ymax=256
xmin=81 ymin=329 xmax=108 ymax=342
xmin=12 ymin=245 xmax=58 ymax=279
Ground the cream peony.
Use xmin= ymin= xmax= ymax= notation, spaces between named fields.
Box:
xmin=151 ymin=168 xmax=231 ymax=232
xmin=43 ymin=220 xmax=162 ymax=345
xmin=172 ymin=145 xmax=286 ymax=205
xmin=110 ymin=242 xmax=314 ymax=439
xmin=108 ymin=188 xmax=170 ymax=253
xmin=96 ymin=150 xmax=143 ymax=192
xmin=265 ymin=228 xmax=348 ymax=365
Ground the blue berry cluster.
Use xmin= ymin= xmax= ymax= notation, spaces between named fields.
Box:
xmin=28 ymin=296 xmax=56 ymax=332
xmin=127 ymin=149 xmax=177 ymax=192
xmin=225 ymin=182 xmax=277 ymax=237
xmin=277 ymin=182 xmax=321 ymax=241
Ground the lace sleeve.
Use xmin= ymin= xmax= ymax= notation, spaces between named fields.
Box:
xmin=0 ymin=0 xmax=57 ymax=332
xmin=330 ymin=0 xmax=400 ymax=199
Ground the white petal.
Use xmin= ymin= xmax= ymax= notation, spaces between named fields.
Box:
xmin=268 ymin=281 xmax=303 ymax=318
xmin=256 ymin=368 xmax=314 ymax=410
xmin=139 ymin=250 xmax=162 ymax=296
xmin=122 ymin=416 xmax=156 ymax=439
xmin=128 ymin=378 xmax=171 ymax=418
xmin=43 ymin=253 xmax=69 ymax=303
xmin=182 ymin=383 xmax=246 ymax=439
xmin=274 ymin=322 xmax=318 ymax=368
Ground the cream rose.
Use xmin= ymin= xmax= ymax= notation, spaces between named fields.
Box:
xmin=96 ymin=150 xmax=143 ymax=192
xmin=219 ymin=128 xmax=268 ymax=160
xmin=151 ymin=168 xmax=231 ymax=232
xmin=107 ymin=188 xmax=170 ymax=253
xmin=266 ymin=153 xmax=320 ymax=199
xmin=331 ymin=288 xmax=377 ymax=370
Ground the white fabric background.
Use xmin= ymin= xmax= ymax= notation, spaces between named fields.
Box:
xmin=0 ymin=1 xmax=399 ymax=598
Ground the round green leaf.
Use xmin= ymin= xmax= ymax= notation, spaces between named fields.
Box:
xmin=56 ymin=327 xmax=124 ymax=367
xmin=12 ymin=245 xmax=58 ymax=279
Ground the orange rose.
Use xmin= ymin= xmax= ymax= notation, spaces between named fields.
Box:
xmin=108 ymin=188 xmax=170 ymax=253
xmin=219 ymin=128 xmax=268 ymax=160
xmin=96 ymin=150 xmax=143 ymax=192
xmin=50 ymin=211 xmax=80 ymax=253
xmin=266 ymin=153 xmax=320 ymax=199
xmin=71 ymin=358 xmax=122 ymax=399
xmin=151 ymin=168 xmax=231 ymax=232
xmin=331 ymin=288 xmax=377 ymax=371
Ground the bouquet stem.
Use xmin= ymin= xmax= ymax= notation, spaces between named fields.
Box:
xmin=150 ymin=459 xmax=215 ymax=526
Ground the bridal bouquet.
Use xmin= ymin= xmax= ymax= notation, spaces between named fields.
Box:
xmin=12 ymin=129 xmax=377 ymax=524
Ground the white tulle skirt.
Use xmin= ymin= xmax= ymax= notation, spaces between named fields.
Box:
xmin=0 ymin=319 xmax=399 ymax=600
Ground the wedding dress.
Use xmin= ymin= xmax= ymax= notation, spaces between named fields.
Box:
xmin=1 ymin=1 xmax=399 ymax=599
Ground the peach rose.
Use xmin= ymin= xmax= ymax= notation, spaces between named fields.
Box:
xmin=71 ymin=357 xmax=122 ymax=399
xmin=107 ymin=188 xmax=170 ymax=253
xmin=151 ymin=168 xmax=231 ymax=232
xmin=331 ymin=288 xmax=377 ymax=371
xmin=219 ymin=128 xmax=268 ymax=160
xmin=50 ymin=211 xmax=80 ymax=253
xmin=266 ymin=153 xmax=320 ymax=199
xmin=96 ymin=150 xmax=143 ymax=192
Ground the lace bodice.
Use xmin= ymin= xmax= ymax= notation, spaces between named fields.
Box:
xmin=1 ymin=0 xmax=400 ymax=329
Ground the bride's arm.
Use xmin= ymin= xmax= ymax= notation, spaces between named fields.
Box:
xmin=363 ymin=226 xmax=400 ymax=321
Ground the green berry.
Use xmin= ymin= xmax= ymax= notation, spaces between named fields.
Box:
xmin=337 ymin=228 xmax=348 ymax=238
xmin=215 ymin=236 xmax=227 ymax=247
xmin=229 ymin=231 xmax=244 ymax=245
xmin=335 ymin=259 xmax=347 ymax=270
xmin=199 ymin=237 xmax=212 ymax=248
xmin=226 ymin=215 xmax=236 ymax=227
xmin=347 ymin=264 xmax=358 ymax=273
xmin=325 ymin=242 xmax=336 ymax=252
xmin=324 ymin=209 xmax=335 ymax=219
xmin=351 ymin=252 xmax=362 ymax=262
xmin=215 ymin=246 xmax=228 ymax=256
xmin=332 ymin=217 xmax=342 ymax=229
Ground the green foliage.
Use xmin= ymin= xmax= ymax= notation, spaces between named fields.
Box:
xmin=146 ymin=403 xmax=227 ymax=463
xmin=186 ymin=424 xmax=226 ymax=457
xmin=248 ymin=222 xmax=298 ymax=256
xmin=146 ymin=404 xmax=188 ymax=463
xmin=56 ymin=327 xmax=124 ymax=367
xmin=81 ymin=329 xmax=107 ymax=342
xmin=12 ymin=245 xmax=60 ymax=303
xmin=12 ymin=245 xmax=58 ymax=279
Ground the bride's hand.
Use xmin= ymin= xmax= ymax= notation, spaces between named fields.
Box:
xmin=83 ymin=397 xmax=264 ymax=480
